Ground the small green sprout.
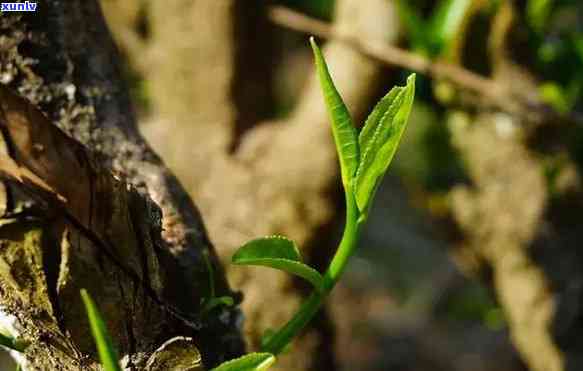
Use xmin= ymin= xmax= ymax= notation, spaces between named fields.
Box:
xmin=200 ymin=249 xmax=234 ymax=315
xmin=82 ymin=36 xmax=415 ymax=371
xmin=81 ymin=289 xmax=122 ymax=371
xmin=224 ymin=37 xmax=416 ymax=366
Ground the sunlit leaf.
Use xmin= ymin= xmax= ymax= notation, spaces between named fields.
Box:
xmin=81 ymin=290 xmax=122 ymax=371
xmin=211 ymin=352 xmax=276 ymax=371
xmin=355 ymin=74 xmax=416 ymax=215
xmin=232 ymin=236 xmax=323 ymax=290
xmin=310 ymin=37 xmax=359 ymax=188
xmin=358 ymin=88 xmax=403 ymax=157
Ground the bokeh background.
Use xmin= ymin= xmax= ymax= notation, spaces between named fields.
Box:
xmin=101 ymin=0 xmax=583 ymax=370
xmin=4 ymin=0 xmax=583 ymax=370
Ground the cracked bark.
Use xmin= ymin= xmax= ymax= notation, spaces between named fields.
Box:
xmin=0 ymin=1 xmax=243 ymax=370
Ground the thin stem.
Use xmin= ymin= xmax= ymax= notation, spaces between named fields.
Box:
xmin=262 ymin=186 xmax=362 ymax=354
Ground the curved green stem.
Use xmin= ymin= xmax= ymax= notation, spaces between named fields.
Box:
xmin=261 ymin=186 xmax=362 ymax=354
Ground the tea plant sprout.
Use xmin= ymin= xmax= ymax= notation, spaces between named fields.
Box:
xmin=232 ymin=38 xmax=415 ymax=359
xmin=79 ymin=37 xmax=415 ymax=371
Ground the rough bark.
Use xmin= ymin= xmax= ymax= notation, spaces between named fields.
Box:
xmin=102 ymin=0 xmax=399 ymax=369
xmin=0 ymin=1 xmax=243 ymax=369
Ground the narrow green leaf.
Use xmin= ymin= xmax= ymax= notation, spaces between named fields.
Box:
xmin=310 ymin=37 xmax=359 ymax=187
xmin=396 ymin=0 xmax=430 ymax=53
xmin=429 ymin=0 xmax=472 ymax=55
xmin=81 ymin=290 xmax=122 ymax=371
xmin=211 ymin=352 xmax=275 ymax=371
xmin=355 ymin=74 xmax=416 ymax=215
xmin=232 ymin=236 xmax=323 ymax=290
xmin=0 ymin=331 xmax=27 ymax=352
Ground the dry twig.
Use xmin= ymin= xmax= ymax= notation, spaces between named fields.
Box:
xmin=269 ymin=6 xmax=583 ymax=127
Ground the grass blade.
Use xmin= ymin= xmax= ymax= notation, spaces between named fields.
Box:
xmin=211 ymin=352 xmax=275 ymax=371
xmin=81 ymin=289 xmax=122 ymax=371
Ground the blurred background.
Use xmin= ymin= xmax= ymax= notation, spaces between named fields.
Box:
xmin=5 ymin=0 xmax=578 ymax=370
xmin=99 ymin=0 xmax=583 ymax=370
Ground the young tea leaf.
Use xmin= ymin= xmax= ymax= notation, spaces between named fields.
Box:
xmin=232 ymin=236 xmax=324 ymax=290
xmin=358 ymin=88 xmax=403 ymax=156
xmin=310 ymin=37 xmax=359 ymax=188
xmin=355 ymin=74 xmax=416 ymax=216
xmin=211 ymin=352 xmax=276 ymax=371
xmin=81 ymin=290 xmax=122 ymax=371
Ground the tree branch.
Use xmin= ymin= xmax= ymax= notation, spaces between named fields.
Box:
xmin=268 ymin=6 xmax=583 ymax=128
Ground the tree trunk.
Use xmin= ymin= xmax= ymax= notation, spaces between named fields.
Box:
xmin=0 ymin=1 xmax=243 ymax=369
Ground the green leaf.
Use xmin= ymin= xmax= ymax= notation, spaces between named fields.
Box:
xmin=573 ymin=35 xmax=583 ymax=63
xmin=396 ymin=0 xmax=430 ymax=53
xmin=355 ymin=74 xmax=416 ymax=215
xmin=428 ymin=0 xmax=472 ymax=55
xmin=527 ymin=0 xmax=554 ymax=32
xmin=211 ymin=352 xmax=276 ymax=371
xmin=0 ymin=330 xmax=27 ymax=352
xmin=201 ymin=296 xmax=235 ymax=315
xmin=232 ymin=236 xmax=323 ymax=290
xmin=310 ymin=37 xmax=359 ymax=188
xmin=540 ymin=82 xmax=569 ymax=113
xmin=81 ymin=290 xmax=122 ymax=371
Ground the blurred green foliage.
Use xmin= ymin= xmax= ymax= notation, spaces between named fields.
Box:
xmin=439 ymin=283 xmax=505 ymax=330
xmin=397 ymin=0 xmax=472 ymax=58
xmin=526 ymin=0 xmax=583 ymax=112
